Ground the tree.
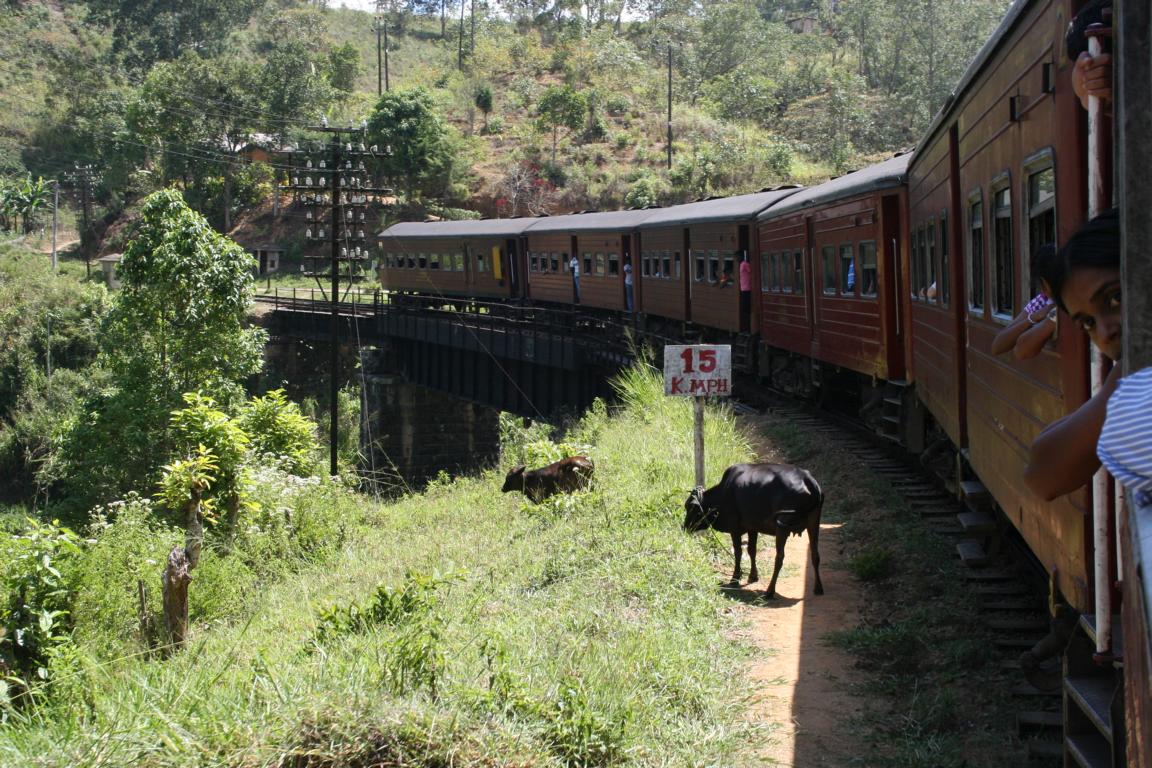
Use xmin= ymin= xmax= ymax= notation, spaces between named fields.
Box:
xmin=86 ymin=0 xmax=263 ymax=71
xmin=536 ymin=85 xmax=586 ymax=164
xmin=328 ymin=43 xmax=363 ymax=95
xmin=366 ymin=88 xmax=455 ymax=202
xmin=474 ymin=84 xmax=494 ymax=132
xmin=58 ymin=190 xmax=266 ymax=508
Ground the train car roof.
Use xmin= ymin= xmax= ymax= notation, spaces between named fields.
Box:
xmin=757 ymin=154 xmax=911 ymax=221
xmin=522 ymin=208 xmax=661 ymax=234
xmin=378 ymin=217 xmax=541 ymax=240
xmin=636 ymin=187 xmax=804 ymax=229
xmin=911 ymin=0 xmax=1030 ymax=170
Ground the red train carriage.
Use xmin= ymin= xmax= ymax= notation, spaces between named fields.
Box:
xmin=522 ymin=209 xmax=657 ymax=311
xmin=756 ymin=154 xmax=910 ymax=384
xmin=377 ymin=218 xmax=537 ymax=300
xmin=908 ymin=0 xmax=1092 ymax=612
xmin=635 ymin=187 xmax=801 ymax=332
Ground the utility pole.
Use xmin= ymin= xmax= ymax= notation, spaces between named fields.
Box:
xmin=285 ymin=128 xmax=389 ymax=477
xmin=50 ymin=180 xmax=59 ymax=272
xmin=374 ymin=1 xmax=390 ymax=94
xmin=458 ymin=0 xmax=465 ymax=70
xmin=667 ymin=45 xmax=673 ymax=170
xmin=66 ymin=164 xmax=98 ymax=277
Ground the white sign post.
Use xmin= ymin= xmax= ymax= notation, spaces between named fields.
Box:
xmin=664 ymin=345 xmax=732 ymax=489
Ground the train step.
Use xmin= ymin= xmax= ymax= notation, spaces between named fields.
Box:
xmin=1064 ymin=675 xmax=1114 ymax=743
xmin=917 ymin=506 xmax=959 ymax=519
xmin=1078 ymin=614 xmax=1125 ymax=659
xmin=1065 ymin=732 xmax=1111 ymax=768
xmin=960 ymin=479 xmax=992 ymax=505
xmin=957 ymin=510 xmax=997 ymax=534
xmin=956 ymin=539 xmax=989 ymax=566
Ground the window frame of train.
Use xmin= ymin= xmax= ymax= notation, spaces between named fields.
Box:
xmin=839 ymin=242 xmax=856 ymax=295
xmin=822 ymin=244 xmax=836 ymax=295
xmin=476 ymin=251 xmax=489 ymax=273
xmin=583 ymin=252 xmax=593 ymax=275
xmin=694 ymin=250 xmax=706 ymax=282
xmin=926 ymin=216 xmax=937 ymax=304
xmin=968 ymin=189 xmax=986 ymax=315
xmin=709 ymin=250 xmax=720 ymax=284
xmin=792 ymin=251 xmax=804 ymax=295
xmin=1023 ymin=151 xmax=1056 ymax=301
xmin=722 ymin=251 xmax=735 ymax=284
xmin=761 ymin=251 xmax=773 ymax=292
xmin=596 ymin=253 xmax=606 ymax=277
xmin=608 ymin=251 xmax=620 ymax=277
xmin=429 ymin=253 xmax=441 ymax=270
xmin=990 ymin=174 xmax=1015 ymax=322
xmin=938 ymin=212 xmax=950 ymax=306
xmin=859 ymin=240 xmax=878 ymax=298
xmin=669 ymin=251 xmax=678 ymax=280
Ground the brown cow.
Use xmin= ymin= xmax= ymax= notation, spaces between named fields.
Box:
xmin=502 ymin=456 xmax=595 ymax=503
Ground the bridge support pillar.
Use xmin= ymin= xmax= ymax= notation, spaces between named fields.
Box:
xmin=361 ymin=374 xmax=501 ymax=491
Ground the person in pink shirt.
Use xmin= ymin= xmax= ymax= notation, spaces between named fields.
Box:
xmin=739 ymin=254 xmax=753 ymax=332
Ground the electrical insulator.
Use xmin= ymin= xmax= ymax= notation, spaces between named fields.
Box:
xmin=345 ymin=160 xmax=352 ymax=170
xmin=305 ymin=176 xmax=313 ymax=187
xmin=292 ymin=176 xmax=299 ymax=186
xmin=318 ymin=228 xmax=325 ymax=238
xmin=358 ymin=212 xmax=365 ymax=222
xmin=306 ymin=228 xmax=312 ymax=239
xmin=357 ymin=229 xmax=365 ymax=239
xmin=358 ymin=160 xmax=365 ymax=171
xmin=306 ymin=159 xmax=313 ymax=169
xmin=370 ymin=145 xmax=378 ymax=153
xmin=358 ymin=141 xmax=366 ymax=151
xmin=345 ymin=210 xmax=352 ymax=221
xmin=346 ymin=142 xmax=353 ymax=151
xmin=319 ymin=160 xmax=326 ymax=169
xmin=341 ymin=247 xmax=348 ymax=257
xmin=306 ymin=211 xmax=313 ymax=220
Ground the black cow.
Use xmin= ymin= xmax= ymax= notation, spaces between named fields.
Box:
xmin=683 ymin=463 xmax=824 ymax=598
xmin=502 ymin=456 xmax=595 ymax=503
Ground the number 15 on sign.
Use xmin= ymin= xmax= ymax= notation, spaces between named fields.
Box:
xmin=664 ymin=345 xmax=732 ymax=397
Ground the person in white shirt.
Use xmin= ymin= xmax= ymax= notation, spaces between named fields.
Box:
xmin=623 ymin=258 xmax=634 ymax=312
xmin=569 ymin=254 xmax=581 ymax=304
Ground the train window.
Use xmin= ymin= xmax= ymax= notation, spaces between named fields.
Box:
xmin=839 ymin=243 xmax=856 ymax=295
xmin=859 ymin=241 xmax=877 ymax=297
xmin=583 ymin=253 xmax=592 ymax=275
xmin=641 ymin=252 xmax=650 ymax=277
xmin=910 ymin=226 xmax=921 ymax=300
xmin=722 ymin=252 xmax=735 ymax=285
xmin=530 ymin=253 xmax=538 ymax=272
xmin=1026 ymin=165 xmax=1056 ymax=297
xmin=429 ymin=253 xmax=441 ymax=270
xmin=927 ymin=219 xmax=937 ymax=304
xmin=551 ymin=253 xmax=560 ymax=272
xmin=781 ymin=253 xmax=793 ymax=294
xmin=672 ymin=252 xmax=679 ymax=280
xmin=709 ymin=250 xmax=720 ymax=284
xmin=939 ymin=215 xmax=950 ymax=306
xmin=476 ymin=252 xmax=488 ymax=272
xmin=694 ymin=251 xmax=706 ymax=282
xmin=407 ymin=254 xmax=416 ymax=269
xmin=596 ymin=253 xmax=606 ymax=276
xmin=761 ymin=252 xmax=772 ymax=292
xmin=793 ymin=251 xmax=804 ymax=295
xmin=608 ymin=252 xmax=620 ymax=276
xmin=418 ymin=253 xmax=428 ymax=269
xmin=969 ymin=197 xmax=985 ymax=312
xmin=822 ymin=245 xmax=836 ymax=294
xmin=992 ymin=184 xmax=1014 ymax=319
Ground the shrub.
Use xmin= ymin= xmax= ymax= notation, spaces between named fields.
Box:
xmin=0 ymin=519 xmax=82 ymax=688
xmin=239 ymin=389 xmax=319 ymax=476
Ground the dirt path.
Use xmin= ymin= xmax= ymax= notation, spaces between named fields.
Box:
xmin=731 ymin=416 xmax=871 ymax=768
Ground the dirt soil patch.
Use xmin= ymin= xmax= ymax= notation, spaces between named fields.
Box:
xmin=731 ymin=414 xmax=872 ymax=767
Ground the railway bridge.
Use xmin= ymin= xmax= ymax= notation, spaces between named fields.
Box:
xmin=260 ymin=289 xmax=634 ymax=419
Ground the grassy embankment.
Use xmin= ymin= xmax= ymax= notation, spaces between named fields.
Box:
xmin=0 ymin=365 xmax=764 ymax=766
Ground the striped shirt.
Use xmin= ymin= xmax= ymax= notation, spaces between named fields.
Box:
xmin=1098 ymin=367 xmax=1152 ymax=505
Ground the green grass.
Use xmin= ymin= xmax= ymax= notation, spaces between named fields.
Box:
xmin=0 ymin=366 xmax=763 ymax=766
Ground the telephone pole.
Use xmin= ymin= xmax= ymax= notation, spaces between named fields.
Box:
xmin=374 ymin=1 xmax=391 ymax=94
xmin=65 ymin=164 xmax=98 ymax=277
xmin=667 ymin=45 xmax=673 ymax=170
xmin=285 ymin=128 xmax=390 ymax=476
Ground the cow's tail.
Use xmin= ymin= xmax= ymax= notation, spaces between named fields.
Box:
xmin=806 ymin=473 xmax=825 ymax=524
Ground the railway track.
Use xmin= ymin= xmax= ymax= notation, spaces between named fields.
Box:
xmin=735 ymin=390 xmax=1065 ymax=763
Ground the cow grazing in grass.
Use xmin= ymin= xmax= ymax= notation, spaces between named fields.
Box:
xmin=502 ymin=456 xmax=595 ymax=503
xmin=683 ymin=463 xmax=824 ymax=598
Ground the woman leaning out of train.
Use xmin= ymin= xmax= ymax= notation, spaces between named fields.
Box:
xmin=1024 ymin=209 xmax=1121 ymax=501
xmin=990 ymin=244 xmax=1059 ymax=361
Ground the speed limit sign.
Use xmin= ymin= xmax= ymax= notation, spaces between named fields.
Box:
xmin=663 ymin=345 xmax=732 ymax=397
